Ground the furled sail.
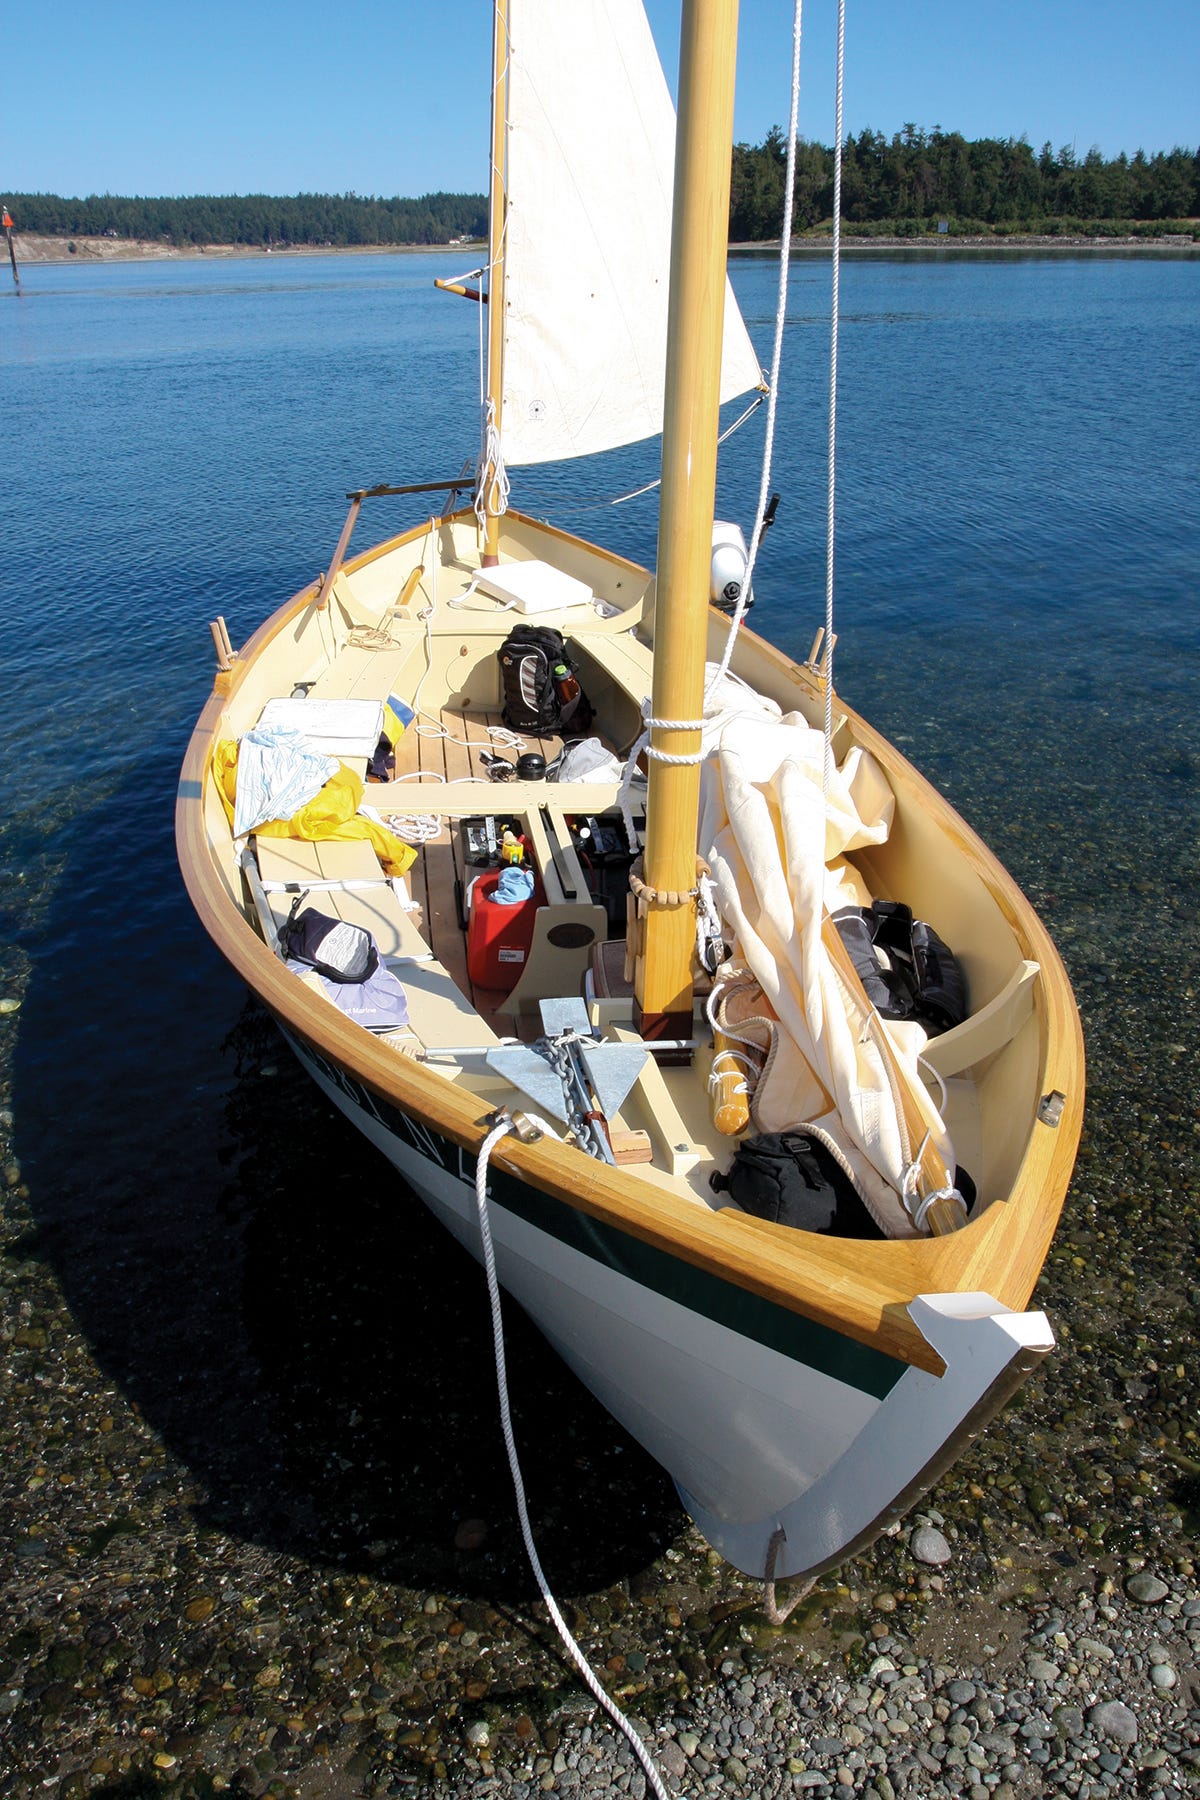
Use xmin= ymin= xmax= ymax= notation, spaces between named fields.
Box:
xmin=500 ymin=0 xmax=763 ymax=467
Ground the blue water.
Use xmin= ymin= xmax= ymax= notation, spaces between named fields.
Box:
xmin=1 ymin=249 xmax=1197 ymax=1570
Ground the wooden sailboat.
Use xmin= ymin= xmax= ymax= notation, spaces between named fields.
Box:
xmin=176 ymin=0 xmax=1083 ymax=1585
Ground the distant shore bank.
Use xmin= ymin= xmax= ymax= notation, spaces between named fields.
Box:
xmin=9 ymin=234 xmax=471 ymax=266
xmin=12 ymin=230 xmax=1199 ymax=268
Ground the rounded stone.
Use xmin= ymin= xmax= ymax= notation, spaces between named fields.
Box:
xmin=1149 ymin=1664 xmax=1176 ymax=1690
xmin=910 ymin=1526 xmax=952 ymax=1566
xmin=465 ymin=1720 xmax=490 ymax=1748
xmin=1125 ymin=1572 xmax=1169 ymax=1605
xmin=1089 ymin=1700 xmax=1138 ymax=1745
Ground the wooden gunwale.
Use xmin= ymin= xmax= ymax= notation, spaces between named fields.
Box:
xmin=176 ymin=508 xmax=1083 ymax=1379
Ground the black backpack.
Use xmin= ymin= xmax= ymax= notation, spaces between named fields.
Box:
xmin=710 ymin=1130 xmax=884 ymax=1238
xmin=833 ymin=900 xmax=967 ymax=1036
xmin=498 ymin=626 xmax=592 ymax=736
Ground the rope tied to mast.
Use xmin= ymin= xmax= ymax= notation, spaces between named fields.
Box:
xmin=475 ymin=394 xmax=510 ymax=536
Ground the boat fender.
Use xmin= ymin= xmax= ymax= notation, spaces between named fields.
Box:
xmin=832 ymin=901 xmax=967 ymax=1035
xmin=711 ymin=520 xmax=749 ymax=609
xmin=710 ymin=1130 xmax=885 ymax=1238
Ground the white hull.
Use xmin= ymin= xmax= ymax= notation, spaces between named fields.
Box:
xmin=293 ymin=1032 xmax=1053 ymax=1582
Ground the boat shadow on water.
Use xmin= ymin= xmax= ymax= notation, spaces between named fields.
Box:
xmin=7 ymin=775 xmax=685 ymax=1604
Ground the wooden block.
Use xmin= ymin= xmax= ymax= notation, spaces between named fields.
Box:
xmin=610 ymin=1128 xmax=653 ymax=1165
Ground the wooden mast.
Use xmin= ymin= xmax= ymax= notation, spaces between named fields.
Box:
xmin=635 ymin=0 xmax=740 ymax=1038
xmin=480 ymin=0 xmax=510 ymax=568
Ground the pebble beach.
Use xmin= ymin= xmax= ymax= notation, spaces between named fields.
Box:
xmin=0 ymin=981 xmax=1197 ymax=1798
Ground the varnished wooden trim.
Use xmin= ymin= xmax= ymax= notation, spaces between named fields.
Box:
xmin=177 ymin=508 xmax=1083 ymax=1376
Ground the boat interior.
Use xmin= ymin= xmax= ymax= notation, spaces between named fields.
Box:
xmin=195 ymin=504 xmax=1061 ymax=1245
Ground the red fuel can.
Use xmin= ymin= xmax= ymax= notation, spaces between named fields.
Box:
xmin=467 ymin=868 xmax=542 ymax=992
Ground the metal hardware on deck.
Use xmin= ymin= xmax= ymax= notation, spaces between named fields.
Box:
xmin=1038 ymin=1090 xmax=1066 ymax=1127
xmin=485 ymin=999 xmax=648 ymax=1163
xmin=258 ymin=875 xmax=402 ymax=894
xmin=483 ymin=1106 xmax=544 ymax=1144
xmin=539 ymin=996 xmax=592 ymax=1038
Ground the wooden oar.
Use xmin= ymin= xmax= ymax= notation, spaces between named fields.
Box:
xmin=820 ymin=913 xmax=967 ymax=1235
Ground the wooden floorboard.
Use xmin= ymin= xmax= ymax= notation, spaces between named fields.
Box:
xmin=375 ymin=702 xmax=616 ymax=1028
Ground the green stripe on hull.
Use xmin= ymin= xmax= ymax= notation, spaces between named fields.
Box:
xmin=489 ymin=1166 xmax=904 ymax=1402
xmin=292 ymin=1031 xmax=906 ymax=1403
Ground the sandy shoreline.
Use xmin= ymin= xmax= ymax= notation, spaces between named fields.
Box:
xmin=7 ymin=234 xmax=478 ymax=266
xmin=11 ymin=230 xmax=1198 ymax=267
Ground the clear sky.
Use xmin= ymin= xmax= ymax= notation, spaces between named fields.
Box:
xmin=4 ymin=0 xmax=1197 ymax=200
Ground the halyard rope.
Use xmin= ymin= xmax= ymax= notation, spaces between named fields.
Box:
xmin=823 ymin=0 xmax=846 ymax=801
xmin=704 ymin=0 xmax=805 ymax=702
xmin=473 ymin=1117 xmax=674 ymax=1800
xmin=616 ymin=0 xmax=805 ymax=858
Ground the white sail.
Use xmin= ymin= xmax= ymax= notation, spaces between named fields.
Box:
xmin=500 ymin=0 xmax=762 ymax=467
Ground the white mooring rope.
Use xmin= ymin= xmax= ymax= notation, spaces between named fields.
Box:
xmin=473 ymin=1117 xmax=675 ymax=1799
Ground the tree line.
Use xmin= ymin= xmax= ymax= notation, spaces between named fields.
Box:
xmin=731 ymin=127 xmax=1200 ymax=239
xmin=7 ymin=130 xmax=1198 ymax=249
xmin=2 ymin=190 xmax=487 ymax=247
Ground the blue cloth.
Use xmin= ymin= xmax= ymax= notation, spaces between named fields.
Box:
xmin=494 ymin=866 xmax=535 ymax=906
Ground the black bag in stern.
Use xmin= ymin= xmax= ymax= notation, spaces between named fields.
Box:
xmin=710 ymin=1130 xmax=885 ymax=1238
xmin=832 ymin=900 xmax=967 ymax=1035
xmin=498 ymin=626 xmax=592 ymax=736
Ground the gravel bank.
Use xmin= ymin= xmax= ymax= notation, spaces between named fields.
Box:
xmin=1 ymin=1017 xmax=1197 ymax=1800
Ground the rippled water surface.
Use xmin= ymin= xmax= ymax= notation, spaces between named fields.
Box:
xmin=1 ymin=249 xmax=1198 ymax=1625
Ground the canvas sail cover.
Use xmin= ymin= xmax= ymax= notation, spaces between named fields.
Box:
xmin=501 ymin=0 xmax=763 ymax=467
xmin=698 ymin=712 xmax=959 ymax=1239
